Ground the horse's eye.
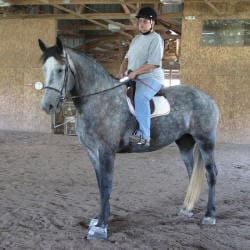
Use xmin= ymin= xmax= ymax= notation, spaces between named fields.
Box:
xmin=58 ymin=69 xmax=63 ymax=74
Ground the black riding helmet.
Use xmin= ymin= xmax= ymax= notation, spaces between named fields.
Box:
xmin=136 ymin=6 xmax=157 ymax=24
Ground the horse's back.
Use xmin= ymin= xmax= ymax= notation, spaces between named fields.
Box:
xmin=150 ymin=85 xmax=219 ymax=146
xmin=163 ymin=85 xmax=216 ymax=108
xmin=163 ymin=84 xmax=219 ymax=121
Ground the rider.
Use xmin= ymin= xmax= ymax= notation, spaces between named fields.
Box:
xmin=119 ymin=6 xmax=164 ymax=146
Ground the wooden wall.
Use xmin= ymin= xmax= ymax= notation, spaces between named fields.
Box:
xmin=181 ymin=2 xmax=250 ymax=143
xmin=0 ymin=19 xmax=56 ymax=132
xmin=1 ymin=4 xmax=249 ymax=143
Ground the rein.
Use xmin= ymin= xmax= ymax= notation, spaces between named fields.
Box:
xmin=44 ymin=52 xmax=158 ymax=101
xmin=70 ymin=82 xmax=126 ymax=99
xmin=45 ymin=52 xmax=126 ymax=101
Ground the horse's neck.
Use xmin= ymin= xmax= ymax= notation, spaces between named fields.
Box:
xmin=67 ymin=49 xmax=115 ymax=93
xmin=66 ymin=49 xmax=126 ymax=111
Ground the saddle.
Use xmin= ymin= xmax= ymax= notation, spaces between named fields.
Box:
xmin=126 ymin=81 xmax=170 ymax=118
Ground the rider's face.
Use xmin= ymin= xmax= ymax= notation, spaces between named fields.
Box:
xmin=138 ymin=18 xmax=154 ymax=33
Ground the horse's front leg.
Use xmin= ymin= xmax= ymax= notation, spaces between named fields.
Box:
xmin=86 ymin=146 xmax=115 ymax=240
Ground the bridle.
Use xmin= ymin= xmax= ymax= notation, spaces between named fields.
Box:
xmin=44 ymin=52 xmax=126 ymax=104
xmin=44 ymin=52 xmax=127 ymax=129
xmin=44 ymin=54 xmax=71 ymax=104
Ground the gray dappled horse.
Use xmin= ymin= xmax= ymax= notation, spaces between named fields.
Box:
xmin=38 ymin=38 xmax=219 ymax=240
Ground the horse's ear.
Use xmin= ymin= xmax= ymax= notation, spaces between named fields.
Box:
xmin=56 ymin=37 xmax=63 ymax=53
xmin=38 ymin=39 xmax=47 ymax=52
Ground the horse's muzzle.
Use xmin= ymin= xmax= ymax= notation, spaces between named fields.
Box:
xmin=41 ymin=101 xmax=61 ymax=114
xmin=42 ymin=102 xmax=54 ymax=114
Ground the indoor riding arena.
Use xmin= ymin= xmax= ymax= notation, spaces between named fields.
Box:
xmin=0 ymin=1 xmax=249 ymax=249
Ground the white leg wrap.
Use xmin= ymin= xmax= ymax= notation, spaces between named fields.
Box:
xmin=202 ymin=217 xmax=216 ymax=225
xmin=87 ymin=218 xmax=108 ymax=240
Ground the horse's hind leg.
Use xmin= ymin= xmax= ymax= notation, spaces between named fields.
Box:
xmin=175 ymin=134 xmax=195 ymax=179
xmin=197 ymin=138 xmax=218 ymax=225
xmin=176 ymin=134 xmax=197 ymax=217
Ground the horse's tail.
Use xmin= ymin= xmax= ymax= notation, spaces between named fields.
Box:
xmin=183 ymin=144 xmax=205 ymax=211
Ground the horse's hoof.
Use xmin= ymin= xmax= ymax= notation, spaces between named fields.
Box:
xmin=179 ymin=208 xmax=194 ymax=218
xmin=202 ymin=217 xmax=216 ymax=225
xmin=87 ymin=225 xmax=108 ymax=240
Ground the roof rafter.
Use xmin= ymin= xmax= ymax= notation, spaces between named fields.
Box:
xmin=7 ymin=0 xmax=157 ymax=5
xmin=204 ymin=0 xmax=224 ymax=15
xmin=39 ymin=0 xmax=133 ymax=38
xmin=0 ymin=1 xmax=183 ymax=37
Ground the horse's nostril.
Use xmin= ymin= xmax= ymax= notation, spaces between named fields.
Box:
xmin=49 ymin=104 xmax=53 ymax=111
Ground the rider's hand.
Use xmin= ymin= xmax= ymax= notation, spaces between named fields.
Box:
xmin=128 ymin=71 xmax=137 ymax=80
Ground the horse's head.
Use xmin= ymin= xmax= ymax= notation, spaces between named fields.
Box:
xmin=38 ymin=37 xmax=73 ymax=114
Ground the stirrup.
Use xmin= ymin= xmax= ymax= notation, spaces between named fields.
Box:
xmin=129 ymin=134 xmax=150 ymax=146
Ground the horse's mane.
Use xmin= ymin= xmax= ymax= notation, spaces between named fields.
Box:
xmin=39 ymin=45 xmax=98 ymax=67
xmin=67 ymin=47 xmax=117 ymax=81
xmin=40 ymin=44 xmax=118 ymax=82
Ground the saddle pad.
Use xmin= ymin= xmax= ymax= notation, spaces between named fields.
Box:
xmin=126 ymin=96 xmax=170 ymax=118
